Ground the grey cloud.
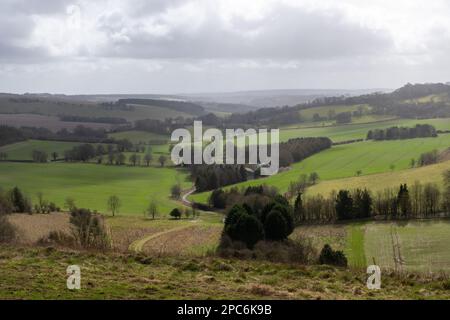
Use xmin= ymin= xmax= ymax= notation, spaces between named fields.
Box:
xmin=97 ymin=4 xmax=392 ymax=60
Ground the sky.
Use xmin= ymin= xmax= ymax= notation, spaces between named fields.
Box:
xmin=0 ymin=0 xmax=450 ymax=94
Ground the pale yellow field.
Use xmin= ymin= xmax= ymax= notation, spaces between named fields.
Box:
xmin=306 ymin=160 xmax=450 ymax=197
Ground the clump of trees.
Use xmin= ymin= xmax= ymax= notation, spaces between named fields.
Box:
xmin=367 ymin=124 xmax=437 ymax=141
xmin=193 ymin=165 xmax=247 ymax=192
xmin=209 ymin=185 xmax=278 ymax=210
xmin=279 ymin=137 xmax=332 ymax=167
xmin=32 ymin=150 xmax=48 ymax=163
xmin=0 ymin=187 xmax=32 ymax=214
xmin=418 ymin=149 xmax=439 ymax=166
xmin=335 ymin=112 xmax=352 ymax=124
xmin=221 ymin=195 xmax=294 ymax=249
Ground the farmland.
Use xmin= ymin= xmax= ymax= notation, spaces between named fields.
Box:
xmin=0 ymin=98 xmax=195 ymax=122
xmin=295 ymin=219 xmax=450 ymax=273
xmin=190 ymin=134 xmax=450 ymax=204
xmin=0 ymin=114 xmax=113 ymax=132
xmin=279 ymin=118 xmax=450 ymax=143
xmin=0 ymin=140 xmax=101 ymax=161
xmin=108 ymin=130 xmax=168 ymax=144
xmin=306 ymin=160 xmax=450 ymax=197
xmin=0 ymin=162 xmax=190 ymax=215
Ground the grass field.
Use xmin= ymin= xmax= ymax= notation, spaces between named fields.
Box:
xmin=0 ymin=140 xmax=102 ymax=161
xmin=299 ymin=104 xmax=370 ymax=121
xmin=306 ymin=160 xmax=450 ymax=197
xmin=108 ymin=130 xmax=168 ymax=144
xmin=0 ymin=162 xmax=190 ymax=215
xmin=190 ymin=135 xmax=450 ymax=204
xmin=279 ymin=118 xmax=450 ymax=143
xmin=295 ymin=219 xmax=450 ymax=273
xmin=0 ymin=99 xmax=193 ymax=122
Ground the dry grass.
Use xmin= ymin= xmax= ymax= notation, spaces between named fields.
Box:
xmin=7 ymin=212 xmax=71 ymax=244
xmin=292 ymin=224 xmax=347 ymax=252
xmin=142 ymin=225 xmax=222 ymax=256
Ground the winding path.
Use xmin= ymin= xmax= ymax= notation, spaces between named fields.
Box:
xmin=128 ymin=224 xmax=194 ymax=253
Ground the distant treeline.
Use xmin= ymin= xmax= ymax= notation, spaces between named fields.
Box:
xmin=0 ymin=125 xmax=112 ymax=144
xmin=117 ymin=99 xmax=206 ymax=116
xmin=208 ymin=172 xmax=450 ymax=225
xmin=192 ymin=165 xmax=248 ymax=192
xmin=299 ymin=83 xmax=450 ymax=119
xmin=279 ymin=137 xmax=332 ymax=167
xmin=59 ymin=115 xmax=127 ymax=124
xmin=188 ymin=137 xmax=331 ymax=192
xmin=0 ymin=126 xmax=25 ymax=146
xmin=367 ymin=124 xmax=437 ymax=140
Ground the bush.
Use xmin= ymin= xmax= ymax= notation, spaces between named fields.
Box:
xmin=171 ymin=184 xmax=182 ymax=199
xmin=0 ymin=190 xmax=13 ymax=215
xmin=0 ymin=215 xmax=16 ymax=243
xmin=170 ymin=208 xmax=182 ymax=219
xmin=70 ymin=208 xmax=110 ymax=249
xmin=230 ymin=214 xmax=264 ymax=249
xmin=319 ymin=244 xmax=348 ymax=267
xmin=264 ymin=210 xmax=288 ymax=241
xmin=37 ymin=231 xmax=75 ymax=247
xmin=9 ymin=187 xmax=31 ymax=213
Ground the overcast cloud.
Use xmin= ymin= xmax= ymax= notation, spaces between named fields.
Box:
xmin=0 ymin=0 xmax=449 ymax=94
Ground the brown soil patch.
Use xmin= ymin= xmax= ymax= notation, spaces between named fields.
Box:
xmin=142 ymin=225 xmax=222 ymax=255
xmin=7 ymin=212 xmax=71 ymax=244
xmin=110 ymin=226 xmax=170 ymax=252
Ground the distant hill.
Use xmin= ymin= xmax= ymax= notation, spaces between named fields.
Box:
xmin=182 ymin=88 xmax=388 ymax=109
xmin=116 ymin=98 xmax=205 ymax=116
xmin=391 ymin=83 xmax=450 ymax=100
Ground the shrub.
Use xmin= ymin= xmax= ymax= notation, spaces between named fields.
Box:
xmin=232 ymin=214 xmax=265 ymax=249
xmin=0 ymin=190 xmax=13 ymax=215
xmin=0 ymin=215 xmax=16 ymax=243
xmin=319 ymin=244 xmax=348 ymax=267
xmin=171 ymin=184 xmax=182 ymax=199
xmin=70 ymin=208 xmax=110 ymax=249
xmin=170 ymin=208 xmax=182 ymax=219
xmin=37 ymin=231 xmax=75 ymax=247
xmin=264 ymin=210 xmax=288 ymax=241
xmin=9 ymin=187 xmax=31 ymax=213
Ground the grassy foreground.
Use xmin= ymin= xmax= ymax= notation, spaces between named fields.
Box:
xmin=1 ymin=244 xmax=450 ymax=299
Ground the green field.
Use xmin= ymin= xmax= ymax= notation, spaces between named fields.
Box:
xmin=299 ymin=104 xmax=369 ymax=121
xmin=279 ymin=118 xmax=450 ymax=143
xmin=0 ymin=140 xmax=100 ymax=161
xmin=190 ymin=134 xmax=450 ymax=204
xmin=108 ymin=130 xmax=168 ymax=144
xmin=0 ymin=99 xmax=192 ymax=122
xmin=0 ymin=162 xmax=190 ymax=215
xmin=307 ymin=160 xmax=450 ymax=197
xmin=296 ymin=219 xmax=450 ymax=273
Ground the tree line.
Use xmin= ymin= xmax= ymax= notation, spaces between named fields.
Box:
xmin=293 ymin=177 xmax=449 ymax=224
xmin=367 ymin=124 xmax=437 ymax=141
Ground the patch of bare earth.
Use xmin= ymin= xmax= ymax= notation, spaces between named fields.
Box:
xmin=110 ymin=227 xmax=170 ymax=252
xmin=7 ymin=212 xmax=71 ymax=244
xmin=142 ymin=225 xmax=222 ymax=255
